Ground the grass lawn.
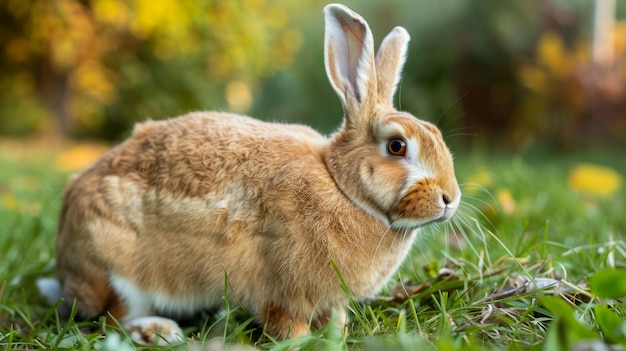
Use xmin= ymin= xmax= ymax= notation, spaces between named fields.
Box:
xmin=0 ymin=138 xmax=624 ymax=350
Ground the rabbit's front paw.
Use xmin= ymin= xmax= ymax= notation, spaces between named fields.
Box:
xmin=125 ymin=316 xmax=184 ymax=345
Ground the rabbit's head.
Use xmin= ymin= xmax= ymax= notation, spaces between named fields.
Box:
xmin=323 ymin=4 xmax=460 ymax=230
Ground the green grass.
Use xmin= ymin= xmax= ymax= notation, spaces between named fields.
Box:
xmin=0 ymin=140 xmax=625 ymax=350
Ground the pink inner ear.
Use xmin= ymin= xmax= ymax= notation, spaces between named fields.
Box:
xmin=330 ymin=36 xmax=356 ymax=102
xmin=325 ymin=6 xmax=371 ymax=105
xmin=343 ymin=20 xmax=367 ymax=103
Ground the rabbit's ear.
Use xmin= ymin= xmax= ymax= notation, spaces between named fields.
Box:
xmin=375 ymin=27 xmax=410 ymax=107
xmin=324 ymin=4 xmax=376 ymax=122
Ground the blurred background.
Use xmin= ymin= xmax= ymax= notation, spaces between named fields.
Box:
xmin=0 ymin=0 xmax=625 ymax=151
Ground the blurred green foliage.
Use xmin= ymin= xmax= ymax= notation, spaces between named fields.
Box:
xmin=0 ymin=0 xmax=306 ymax=139
xmin=0 ymin=0 xmax=625 ymax=149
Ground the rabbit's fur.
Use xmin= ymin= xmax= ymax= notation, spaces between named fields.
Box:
xmin=53 ymin=4 xmax=461 ymax=344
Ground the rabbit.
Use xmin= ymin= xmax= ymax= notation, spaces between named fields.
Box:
xmin=51 ymin=3 xmax=461 ymax=345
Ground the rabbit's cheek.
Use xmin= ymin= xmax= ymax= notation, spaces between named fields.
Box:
xmin=359 ymin=159 xmax=406 ymax=211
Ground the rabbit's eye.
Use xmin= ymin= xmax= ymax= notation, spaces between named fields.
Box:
xmin=387 ymin=138 xmax=406 ymax=156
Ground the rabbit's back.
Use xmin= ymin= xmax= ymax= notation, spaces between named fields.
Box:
xmin=101 ymin=112 xmax=327 ymax=195
xmin=62 ymin=112 xmax=329 ymax=220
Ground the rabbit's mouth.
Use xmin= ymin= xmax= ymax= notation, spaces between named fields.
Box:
xmin=389 ymin=195 xmax=459 ymax=230
xmin=388 ymin=209 xmax=452 ymax=230
xmin=439 ymin=202 xmax=458 ymax=221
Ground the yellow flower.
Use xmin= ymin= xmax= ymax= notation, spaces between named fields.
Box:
xmin=497 ymin=188 xmax=517 ymax=215
xmin=519 ymin=65 xmax=548 ymax=94
xmin=1 ymin=194 xmax=41 ymax=216
xmin=536 ymin=31 xmax=572 ymax=78
xmin=2 ymin=194 xmax=17 ymax=211
xmin=568 ymin=163 xmax=623 ymax=198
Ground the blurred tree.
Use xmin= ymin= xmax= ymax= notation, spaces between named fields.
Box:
xmin=453 ymin=0 xmax=556 ymax=148
xmin=516 ymin=2 xmax=626 ymax=149
xmin=0 ymin=0 xmax=304 ymax=139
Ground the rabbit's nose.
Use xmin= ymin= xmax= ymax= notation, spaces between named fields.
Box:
xmin=441 ymin=182 xmax=461 ymax=209
xmin=440 ymin=188 xmax=460 ymax=220
xmin=442 ymin=193 xmax=452 ymax=205
xmin=440 ymin=195 xmax=458 ymax=221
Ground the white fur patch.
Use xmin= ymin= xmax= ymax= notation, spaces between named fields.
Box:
xmin=446 ymin=187 xmax=462 ymax=215
xmin=109 ymin=274 xmax=222 ymax=319
xmin=36 ymin=278 xmax=63 ymax=306
xmin=376 ymin=121 xmax=405 ymax=140
xmin=402 ymin=160 xmax=432 ymax=190
xmin=109 ymin=274 xmax=154 ymax=320
xmin=390 ymin=217 xmax=436 ymax=229
xmin=404 ymin=136 xmax=420 ymax=163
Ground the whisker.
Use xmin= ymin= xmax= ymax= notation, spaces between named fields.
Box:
xmin=459 ymin=183 xmax=496 ymax=201
xmin=435 ymin=92 xmax=467 ymax=129
xmin=445 ymin=130 xmax=479 ymax=140
xmin=371 ymin=218 xmax=399 ymax=274
xmin=454 ymin=216 xmax=482 ymax=255
xmin=397 ymin=227 xmax=418 ymax=283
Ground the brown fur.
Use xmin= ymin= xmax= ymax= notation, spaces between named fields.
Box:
xmin=54 ymin=4 xmax=460 ymax=342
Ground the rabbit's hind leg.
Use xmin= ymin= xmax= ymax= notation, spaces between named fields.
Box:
xmin=124 ymin=316 xmax=184 ymax=345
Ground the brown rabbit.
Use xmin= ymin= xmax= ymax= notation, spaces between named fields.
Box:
xmin=51 ymin=3 xmax=461 ymax=344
